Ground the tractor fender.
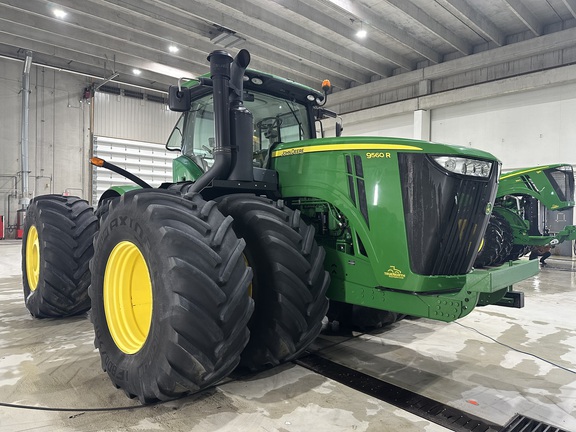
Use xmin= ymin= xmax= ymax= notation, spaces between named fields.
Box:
xmin=98 ymin=185 xmax=141 ymax=206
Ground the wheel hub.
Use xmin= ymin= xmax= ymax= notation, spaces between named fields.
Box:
xmin=25 ymin=225 xmax=40 ymax=291
xmin=104 ymin=241 xmax=153 ymax=354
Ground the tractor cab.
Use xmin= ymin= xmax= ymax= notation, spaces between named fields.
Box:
xmin=166 ymin=69 xmax=331 ymax=182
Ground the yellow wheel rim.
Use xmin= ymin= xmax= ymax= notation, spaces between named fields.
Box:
xmin=104 ymin=241 xmax=153 ymax=354
xmin=25 ymin=225 xmax=40 ymax=291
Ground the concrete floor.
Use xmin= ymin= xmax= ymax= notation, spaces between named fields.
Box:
xmin=1 ymin=239 xmax=575 ymax=432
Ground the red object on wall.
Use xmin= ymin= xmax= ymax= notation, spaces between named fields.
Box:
xmin=0 ymin=215 xmax=4 ymax=240
xmin=16 ymin=209 xmax=26 ymax=239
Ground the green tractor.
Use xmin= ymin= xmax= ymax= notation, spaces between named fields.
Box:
xmin=474 ymin=164 xmax=575 ymax=267
xmin=21 ymin=49 xmax=539 ymax=403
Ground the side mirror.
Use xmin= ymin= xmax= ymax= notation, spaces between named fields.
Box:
xmin=336 ymin=121 xmax=343 ymax=137
xmin=168 ymin=86 xmax=191 ymax=112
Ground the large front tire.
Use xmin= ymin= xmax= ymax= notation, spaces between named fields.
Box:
xmin=22 ymin=195 xmax=98 ymax=317
xmin=217 ymin=194 xmax=330 ymax=370
xmin=473 ymin=214 xmax=504 ymax=268
xmin=89 ymin=189 xmax=253 ymax=403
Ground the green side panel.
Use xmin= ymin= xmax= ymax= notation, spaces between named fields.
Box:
xmin=172 ymin=155 xmax=204 ymax=182
xmin=100 ymin=185 xmax=141 ymax=201
xmin=553 ymin=224 xmax=576 ymax=242
xmin=496 ymin=164 xmax=575 ymax=247
xmin=498 ymin=164 xmax=575 ymax=209
xmin=109 ymin=185 xmax=141 ymax=195
xmin=271 ymin=136 xmax=538 ymax=322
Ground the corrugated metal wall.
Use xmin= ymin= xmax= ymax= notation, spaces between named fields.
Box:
xmin=92 ymin=90 xmax=182 ymax=205
xmin=94 ymin=91 xmax=180 ymax=144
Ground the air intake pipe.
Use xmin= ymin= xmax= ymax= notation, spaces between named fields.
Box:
xmin=228 ymin=49 xmax=253 ymax=181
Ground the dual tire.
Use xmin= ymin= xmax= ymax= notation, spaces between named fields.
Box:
xmin=22 ymin=191 xmax=329 ymax=402
xmin=217 ymin=194 xmax=330 ymax=370
xmin=89 ymin=190 xmax=254 ymax=402
xmin=22 ymin=195 xmax=98 ymax=317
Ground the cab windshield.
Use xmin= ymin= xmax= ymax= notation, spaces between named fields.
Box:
xmin=174 ymin=91 xmax=311 ymax=167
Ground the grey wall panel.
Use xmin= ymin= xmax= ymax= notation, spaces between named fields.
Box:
xmin=0 ymin=57 xmax=91 ymax=233
xmin=94 ymin=92 xmax=180 ymax=144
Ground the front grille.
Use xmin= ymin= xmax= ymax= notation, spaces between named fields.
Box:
xmin=399 ymin=154 xmax=499 ymax=276
xmin=545 ymin=166 xmax=574 ymax=202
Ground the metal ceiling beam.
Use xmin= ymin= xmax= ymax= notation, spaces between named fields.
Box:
xmin=0 ymin=4 xmax=196 ymax=77
xmin=0 ymin=0 xmax=347 ymax=90
xmin=323 ymin=0 xmax=442 ymax=64
xmin=560 ymin=0 xmax=576 ymax=20
xmin=266 ymin=0 xmax=412 ymax=71
xmin=327 ymin=25 xmax=576 ymax=108
xmin=56 ymin=0 xmax=349 ymax=89
xmin=176 ymin=0 xmax=386 ymax=79
xmin=82 ymin=1 xmax=330 ymax=89
xmin=501 ymin=0 xmax=543 ymax=36
xmin=88 ymin=0 xmax=339 ymax=87
xmin=0 ymin=33 xmax=175 ymax=88
xmin=0 ymin=2 xmax=207 ymax=75
xmin=105 ymin=0 xmax=364 ymax=87
xmin=435 ymin=0 xmax=506 ymax=46
xmin=384 ymin=0 xmax=472 ymax=55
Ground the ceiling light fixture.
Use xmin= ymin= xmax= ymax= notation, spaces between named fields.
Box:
xmin=133 ymin=69 xmax=141 ymax=75
xmin=168 ymin=45 xmax=179 ymax=53
xmin=356 ymin=22 xmax=367 ymax=38
xmin=53 ymin=9 xmax=67 ymax=19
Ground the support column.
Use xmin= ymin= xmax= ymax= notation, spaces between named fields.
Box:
xmin=20 ymin=50 xmax=33 ymax=208
xmin=413 ymin=109 xmax=430 ymax=141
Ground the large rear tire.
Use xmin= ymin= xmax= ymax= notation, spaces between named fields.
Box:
xmin=22 ymin=195 xmax=98 ymax=318
xmin=217 ymin=194 xmax=330 ymax=370
xmin=89 ymin=189 xmax=253 ymax=403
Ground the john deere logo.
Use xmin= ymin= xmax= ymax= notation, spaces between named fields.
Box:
xmin=485 ymin=202 xmax=493 ymax=215
xmin=384 ymin=265 xmax=406 ymax=279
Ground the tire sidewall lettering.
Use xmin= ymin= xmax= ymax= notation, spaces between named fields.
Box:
xmin=92 ymin=207 xmax=161 ymax=385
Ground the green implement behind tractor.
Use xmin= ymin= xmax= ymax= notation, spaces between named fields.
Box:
xmin=474 ymin=164 xmax=575 ymax=267
xmin=21 ymin=49 xmax=538 ymax=403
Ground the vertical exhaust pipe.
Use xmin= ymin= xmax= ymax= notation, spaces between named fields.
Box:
xmin=187 ymin=49 xmax=252 ymax=194
xmin=188 ymin=50 xmax=234 ymax=194
xmin=20 ymin=50 xmax=32 ymax=208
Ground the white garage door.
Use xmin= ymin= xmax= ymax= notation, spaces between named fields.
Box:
xmin=92 ymin=89 xmax=181 ymax=205
xmin=92 ymin=136 xmax=177 ymax=205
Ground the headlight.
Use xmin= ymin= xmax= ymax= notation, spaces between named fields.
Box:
xmin=432 ymin=156 xmax=493 ymax=178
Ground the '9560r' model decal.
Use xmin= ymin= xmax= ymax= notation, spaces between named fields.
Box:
xmin=272 ymin=144 xmax=423 ymax=158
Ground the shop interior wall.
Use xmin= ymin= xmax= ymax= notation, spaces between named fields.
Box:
xmin=0 ymin=57 xmax=91 ymax=234
xmin=0 ymin=57 xmax=180 ymax=237
xmin=338 ymin=82 xmax=576 ymax=172
xmin=431 ymin=83 xmax=576 ymax=171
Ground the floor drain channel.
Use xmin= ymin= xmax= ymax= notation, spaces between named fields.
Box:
xmin=295 ymin=353 xmax=501 ymax=432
